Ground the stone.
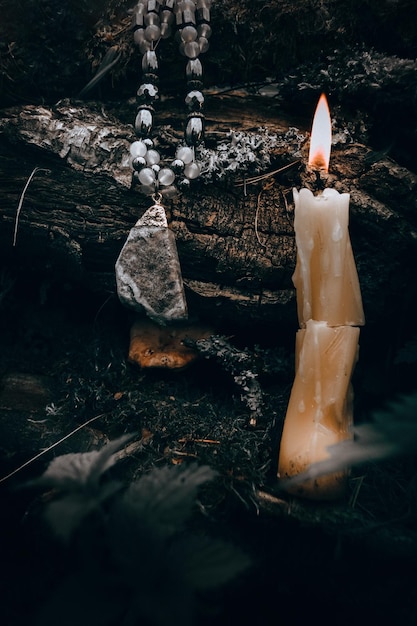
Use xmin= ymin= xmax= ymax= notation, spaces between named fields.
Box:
xmin=115 ymin=203 xmax=188 ymax=325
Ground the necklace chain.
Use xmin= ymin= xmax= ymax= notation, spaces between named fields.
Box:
xmin=129 ymin=0 xmax=212 ymax=198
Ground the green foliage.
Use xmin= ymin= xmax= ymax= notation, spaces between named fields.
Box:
xmin=30 ymin=436 xmax=250 ymax=626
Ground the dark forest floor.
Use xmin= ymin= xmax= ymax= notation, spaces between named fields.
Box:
xmin=1 ymin=274 xmax=417 ymax=626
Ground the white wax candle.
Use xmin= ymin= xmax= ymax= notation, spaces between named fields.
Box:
xmin=278 ymin=319 xmax=359 ymax=500
xmin=292 ymin=187 xmax=365 ymax=328
xmin=278 ymin=94 xmax=365 ymax=500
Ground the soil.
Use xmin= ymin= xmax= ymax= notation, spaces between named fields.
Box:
xmin=1 ymin=273 xmax=417 ymax=626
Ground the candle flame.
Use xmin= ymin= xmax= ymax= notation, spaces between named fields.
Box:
xmin=308 ymin=93 xmax=332 ymax=173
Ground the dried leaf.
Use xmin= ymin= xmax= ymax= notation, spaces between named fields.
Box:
xmin=44 ymin=482 xmax=122 ymax=541
xmin=178 ymin=534 xmax=251 ymax=590
xmin=122 ymin=463 xmax=217 ymax=537
xmin=34 ymin=433 xmax=135 ymax=491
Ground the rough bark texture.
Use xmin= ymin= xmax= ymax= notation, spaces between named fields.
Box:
xmin=1 ymin=1 xmax=417 ymax=336
xmin=1 ymin=97 xmax=416 ymax=343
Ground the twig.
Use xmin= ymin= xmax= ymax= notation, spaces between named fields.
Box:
xmin=234 ymin=160 xmax=300 ymax=187
xmin=254 ymin=180 xmax=275 ymax=248
xmin=13 ymin=167 xmax=51 ymax=247
xmin=0 ymin=413 xmax=106 ymax=484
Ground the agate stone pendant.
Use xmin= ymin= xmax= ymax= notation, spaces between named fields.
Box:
xmin=115 ymin=198 xmax=188 ymax=325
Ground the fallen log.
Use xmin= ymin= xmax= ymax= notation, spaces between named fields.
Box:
xmin=0 ymin=96 xmax=416 ymax=341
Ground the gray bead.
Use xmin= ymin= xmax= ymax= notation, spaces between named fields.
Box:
xmin=176 ymin=146 xmax=194 ymax=164
xmin=133 ymin=28 xmax=146 ymax=45
xmin=146 ymin=149 xmax=161 ymax=165
xmin=197 ymin=7 xmax=210 ymax=22
xmin=158 ymin=167 xmax=175 ymax=186
xmin=198 ymin=37 xmax=210 ymax=54
xmin=184 ymin=161 xmax=201 ymax=180
xmin=182 ymin=41 xmax=200 ymax=59
xmin=197 ymin=23 xmax=212 ymax=39
xmin=132 ymin=12 xmax=145 ymax=28
xmin=138 ymin=167 xmax=156 ymax=186
xmin=181 ymin=25 xmax=198 ymax=42
xmin=130 ymin=140 xmax=147 ymax=157
xmin=160 ymin=23 xmax=172 ymax=39
xmin=144 ymin=11 xmax=159 ymax=26
xmin=145 ymin=24 xmax=161 ymax=42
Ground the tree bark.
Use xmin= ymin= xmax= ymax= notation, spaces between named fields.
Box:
xmin=1 ymin=96 xmax=417 ymax=336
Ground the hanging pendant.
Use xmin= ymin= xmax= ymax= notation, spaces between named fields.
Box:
xmin=115 ymin=194 xmax=188 ymax=325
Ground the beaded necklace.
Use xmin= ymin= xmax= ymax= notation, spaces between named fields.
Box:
xmin=129 ymin=0 xmax=212 ymax=199
xmin=115 ymin=0 xmax=212 ymax=326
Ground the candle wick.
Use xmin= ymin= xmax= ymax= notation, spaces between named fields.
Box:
xmin=314 ymin=170 xmax=325 ymax=192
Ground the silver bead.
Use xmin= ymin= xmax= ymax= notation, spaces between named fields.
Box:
xmin=131 ymin=156 xmax=147 ymax=170
xmin=171 ymin=158 xmax=185 ymax=173
xmin=137 ymin=83 xmax=159 ymax=102
xmin=178 ymin=178 xmax=191 ymax=191
xmin=135 ymin=108 xmax=153 ymax=136
xmin=142 ymin=50 xmax=158 ymax=72
xmin=185 ymin=115 xmax=204 ymax=146
xmin=185 ymin=90 xmax=204 ymax=110
xmin=186 ymin=59 xmax=203 ymax=80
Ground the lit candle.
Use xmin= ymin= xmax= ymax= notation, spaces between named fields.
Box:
xmin=277 ymin=94 xmax=365 ymax=500
xmin=292 ymin=94 xmax=365 ymax=328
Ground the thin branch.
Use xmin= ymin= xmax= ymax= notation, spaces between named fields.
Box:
xmin=0 ymin=413 xmax=106 ymax=484
xmin=234 ymin=160 xmax=301 ymax=187
xmin=13 ymin=167 xmax=51 ymax=247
